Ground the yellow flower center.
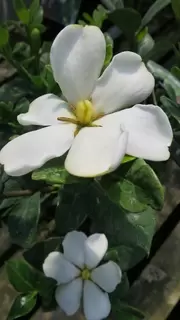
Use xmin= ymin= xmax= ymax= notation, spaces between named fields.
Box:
xmin=57 ymin=99 xmax=104 ymax=136
xmin=75 ymin=100 xmax=95 ymax=125
xmin=81 ymin=268 xmax=91 ymax=280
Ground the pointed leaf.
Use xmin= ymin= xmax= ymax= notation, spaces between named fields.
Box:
xmin=101 ymin=159 xmax=164 ymax=212
xmin=8 ymin=192 xmax=41 ymax=248
xmin=8 ymin=293 xmax=37 ymax=320
xmin=141 ymin=0 xmax=171 ymax=29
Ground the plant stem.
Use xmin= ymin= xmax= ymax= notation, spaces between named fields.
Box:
xmin=3 ymin=186 xmax=56 ymax=198
xmin=152 ymin=89 xmax=157 ymax=105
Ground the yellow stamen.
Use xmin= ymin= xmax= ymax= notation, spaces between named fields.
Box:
xmin=75 ymin=100 xmax=95 ymax=125
xmin=81 ymin=268 xmax=90 ymax=280
xmin=57 ymin=117 xmax=79 ymax=125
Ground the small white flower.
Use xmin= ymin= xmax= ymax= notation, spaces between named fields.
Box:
xmin=43 ymin=231 xmax=122 ymax=320
xmin=0 ymin=25 xmax=173 ymax=177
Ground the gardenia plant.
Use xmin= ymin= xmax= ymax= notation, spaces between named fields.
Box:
xmin=0 ymin=25 xmax=173 ymax=177
xmin=43 ymin=231 xmax=122 ymax=320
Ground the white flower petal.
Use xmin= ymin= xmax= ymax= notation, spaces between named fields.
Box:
xmin=43 ymin=252 xmax=80 ymax=284
xmin=18 ymin=94 xmax=74 ymax=126
xmin=84 ymin=234 xmax=108 ymax=269
xmin=50 ymin=25 xmax=106 ymax=104
xmin=63 ymin=231 xmax=87 ymax=268
xmin=55 ymin=278 xmax=82 ymax=315
xmin=83 ymin=280 xmax=111 ymax=320
xmin=92 ymin=51 xmax=154 ymax=114
xmin=0 ymin=125 xmax=75 ymax=176
xmin=65 ymin=126 xmax=128 ymax=177
xmin=98 ymin=104 xmax=172 ymax=161
xmin=91 ymin=261 xmax=122 ymax=293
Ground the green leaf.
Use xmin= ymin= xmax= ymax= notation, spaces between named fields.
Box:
xmin=29 ymin=0 xmax=43 ymax=25
xmin=6 ymin=259 xmax=38 ymax=292
xmin=109 ymin=8 xmax=141 ymax=40
xmin=23 ymin=237 xmax=61 ymax=271
xmin=171 ymin=66 xmax=180 ymax=81
xmin=91 ymin=189 xmax=156 ymax=270
xmin=171 ymin=0 xmax=180 ymax=21
xmin=0 ymin=27 xmax=9 ymax=47
xmin=161 ymin=96 xmax=180 ymax=122
xmin=103 ymin=33 xmax=113 ymax=69
xmin=147 ymin=60 xmax=180 ymax=96
xmin=112 ymin=303 xmax=145 ymax=320
xmin=121 ymin=155 xmax=136 ymax=164
xmin=92 ymin=5 xmax=108 ymax=28
xmin=8 ymin=192 xmax=41 ymax=248
xmin=32 ymin=165 xmax=77 ymax=185
xmin=101 ymin=159 xmax=164 ymax=212
xmin=56 ymin=184 xmax=89 ymax=234
xmin=13 ymin=0 xmax=30 ymax=24
xmin=41 ymin=64 xmax=57 ymax=92
xmin=137 ymin=33 xmax=155 ymax=59
xmin=8 ymin=292 xmax=37 ymax=320
xmin=6 ymin=258 xmax=56 ymax=298
xmin=141 ymin=0 xmax=171 ymax=29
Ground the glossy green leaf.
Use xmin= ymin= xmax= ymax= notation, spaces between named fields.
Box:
xmin=0 ymin=27 xmax=9 ymax=47
xmin=13 ymin=0 xmax=30 ymax=24
xmin=8 ymin=192 xmax=41 ymax=248
xmin=7 ymin=258 xmax=56 ymax=311
xmin=141 ymin=0 xmax=171 ymax=29
xmin=8 ymin=292 xmax=37 ymax=320
xmin=56 ymin=184 xmax=89 ymax=234
xmin=172 ymin=0 xmax=180 ymax=20
xmin=32 ymin=165 xmax=77 ymax=185
xmin=91 ymin=189 xmax=156 ymax=270
xmin=109 ymin=8 xmax=141 ymax=39
xmin=137 ymin=33 xmax=155 ymax=58
xmin=6 ymin=259 xmax=38 ymax=292
xmin=101 ymin=159 xmax=164 ymax=212
xmin=121 ymin=155 xmax=136 ymax=164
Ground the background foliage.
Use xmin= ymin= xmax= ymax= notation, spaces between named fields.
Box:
xmin=0 ymin=0 xmax=179 ymax=319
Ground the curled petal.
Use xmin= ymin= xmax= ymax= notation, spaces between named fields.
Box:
xmin=92 ymin=51 xmax=154 ymax=114
xmin=0 ymin=125 xmax=75 ymax=176
xmin=84 ymin=234 xmax=108 ymax=269
xmin=18 ymin=94 xmax=74 ymax=126
xmin=50 ymin=25 xmax=106 ymax=104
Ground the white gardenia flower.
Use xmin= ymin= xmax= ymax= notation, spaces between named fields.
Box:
xmin=43 ymin=231 xmax=122 ymax=320
xmin=0 ymin=25 xmax=173 ymax=177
